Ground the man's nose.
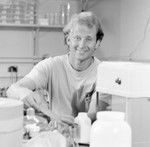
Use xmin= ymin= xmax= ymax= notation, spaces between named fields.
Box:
xmin=79 ymin=39 xmax=86 ymax=48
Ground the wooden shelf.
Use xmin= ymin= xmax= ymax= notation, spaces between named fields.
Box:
xmin=0 ymin=23 xmax=64 ymax=29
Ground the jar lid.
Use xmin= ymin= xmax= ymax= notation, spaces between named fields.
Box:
xmin=78 ymin=112 xmax=88 ymax=117
xmin=0 ymin=98 xmax=22 ymax=108
xmin=97 ymin=111 xmax=125 ymax=121
xmin=0 ymin=98 xmax=23 ymax=120
xmin=27 ymin=107 xmax=35 ymax=116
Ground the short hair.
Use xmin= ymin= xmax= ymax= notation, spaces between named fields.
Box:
xmin=63 ymin=11 xmax=104 ymax=44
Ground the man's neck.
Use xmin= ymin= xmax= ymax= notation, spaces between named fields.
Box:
xmin=68 ymin=55 xmax=94 ymax=71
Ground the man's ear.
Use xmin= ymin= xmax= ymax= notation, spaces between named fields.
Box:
xmin=66 ymin=36 xmax=70 ymax=46
xmin=95 ymin=40 xmax=101 ymax=49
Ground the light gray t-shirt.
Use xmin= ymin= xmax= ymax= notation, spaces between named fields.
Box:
xmin=26 ymin=54 xmax=100 ymax=120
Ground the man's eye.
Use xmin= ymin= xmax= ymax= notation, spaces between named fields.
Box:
xmin=86 ymin=37 xmax=92 ymax=42
xmin=74 ymin=36 xmax=81 ymax=41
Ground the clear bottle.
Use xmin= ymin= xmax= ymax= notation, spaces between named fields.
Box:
xmin=74 ymin=112 xmax=91 ymax=144
xmin=66 ymin=2 xmax=70 ymax=23
xmin=54 ymin=12 xmax=59 ymax=26
xmin=24 ymin=107 xmax=40 ymax=138
xmin=59 ymin=4 xmax=66 ymax=25
xmin=90 ymin=111 xmax=132 ymax=147
xmin=25 ymin=107 xmax=39 ymax=124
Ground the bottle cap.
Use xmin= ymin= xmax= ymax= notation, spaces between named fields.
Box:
xmin=78 ymin=112 xmax=87 ymax=117
xmin=97 ymin=111 xmax=125 ymax=121
xmin=27 ymin=107 xmax=35 ymax=116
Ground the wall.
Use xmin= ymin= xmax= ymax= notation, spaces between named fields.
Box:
xmin=89 ymin=0 xmax=150 ymax=61
xmin=120 ymin=0 xmax=150 ymax=61
xmin=88 ymin=0 xmax=121 ymax=60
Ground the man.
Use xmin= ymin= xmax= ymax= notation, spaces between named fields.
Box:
xmin=6 ymin=11 xmax=108 ymax=124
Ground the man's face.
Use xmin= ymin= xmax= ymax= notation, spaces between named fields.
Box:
xmin=68 ymin=24 xmax=100 ymax=61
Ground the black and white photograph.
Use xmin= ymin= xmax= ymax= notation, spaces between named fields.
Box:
xmin=0 ymin=0 xmax=150 ymax=147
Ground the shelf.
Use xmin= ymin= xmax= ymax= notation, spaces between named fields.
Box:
xmin=0 ymin=23 xmax=64 ymax=29
xmin=0 ymin=56 xmax=41 ymax=64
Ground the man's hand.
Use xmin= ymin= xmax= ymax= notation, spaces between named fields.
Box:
xmin=23 ymin=90 xmax=49 ymax=114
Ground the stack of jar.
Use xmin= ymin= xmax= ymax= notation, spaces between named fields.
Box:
xmin=0 ymin=0 xmax=35 ymax=24
xmin=38 ymin=2 xmax=71 ymax=26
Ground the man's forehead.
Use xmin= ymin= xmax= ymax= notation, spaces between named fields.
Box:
xmin=70 ymin=24 xmax=96 ymax=35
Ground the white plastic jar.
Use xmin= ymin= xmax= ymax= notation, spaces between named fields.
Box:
xmin=90 ymin=111 xmax=131 ymax=147
xmin=74 ymin=112 xmax=91 ymax=144
xmin=0 ymin=98 xmax=23 ymax=147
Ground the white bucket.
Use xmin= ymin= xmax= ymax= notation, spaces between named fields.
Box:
xmin=0 ymin=98 xmax=23 ymax=147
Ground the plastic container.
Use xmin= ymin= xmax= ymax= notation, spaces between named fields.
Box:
xmin=26 ymin=107 xmax=40 ymax=124
xmin=0 ymin=98 xmax=23 ymax=147
xmin=24 ymin=107 xmax=49 ymax=139
xmin=90 ymin=111 xmax=131 ymax=147
xmin=74 ymin=112 xmax=91 ymax=144
xmin=24 ymin=108 xmax=40 ymax=138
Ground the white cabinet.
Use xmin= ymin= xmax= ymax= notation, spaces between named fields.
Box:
xmin=111 ymin=96 xmax=150 ymax=147
xmin=96 ymin=61 xmax=150 ymax=147
xmin=128 ymin=98 xmax=150 ymax=147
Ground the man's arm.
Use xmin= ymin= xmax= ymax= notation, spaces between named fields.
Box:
xmin=87 ymin=92 xmax=111 ymax=122
xmin=7 ymin=77 xmax=58 ymax=123
xmin=6 ymin=77 xmax=44 ymax=110
xmin=6 ymin=77 xmax=35 ymax=99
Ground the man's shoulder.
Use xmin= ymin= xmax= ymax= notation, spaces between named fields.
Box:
xmin=39 ymin=54 xmax=67 ymax=64
xmin=93 ymin=56 xmax=101 ymax=65
xmin=33 ymin=54 xmax=67 ymax=73
xmin=53 ymin=54 xmax=67 ymax=61
xmin=51 ymin=54 xmax=68 ymax=66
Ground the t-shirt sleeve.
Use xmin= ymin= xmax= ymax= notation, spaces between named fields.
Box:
xmin=25 ymin=57 xmax=53 ymax=89
xmin=88 ymin=92 xmax=111 ymax=113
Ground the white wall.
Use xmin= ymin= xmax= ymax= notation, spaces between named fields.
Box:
xmin=120 ymin=0 xmax=150 ymax=61
xmin=88 ymin=0 xmax=121 ymax=60
xmin=89 ymin=0 xmax=150 ymax=61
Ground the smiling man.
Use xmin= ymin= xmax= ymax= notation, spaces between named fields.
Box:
xmin=6 ymin=11 xmax=106 ymax=124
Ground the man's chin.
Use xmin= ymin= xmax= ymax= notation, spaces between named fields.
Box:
xmin=75 ymin=54 xmax=85 ymax=59
xmin=75 ymin=56 xmax=88 ymax=62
